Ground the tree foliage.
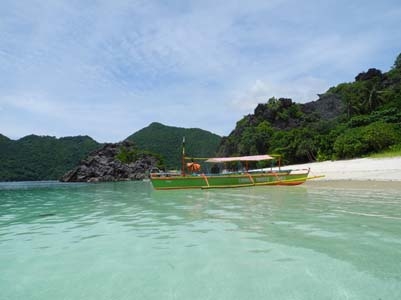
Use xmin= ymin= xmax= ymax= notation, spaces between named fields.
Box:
xmin=393 ymin=53 xmax=401 ymax=70
xmin=333 ymin=122 xmax=401 ymax=158
xmin=0 ymin=135 xmax=100 ymax=181
xmin=126 ymin=122 xmax=221 ymax=169
xmin=217 ymin=53 xmax=401 ymax=163
xmin=116 ymin=144 xmax=165 ymax=169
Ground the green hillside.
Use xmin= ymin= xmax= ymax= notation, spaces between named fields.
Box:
xmin=217 ymin=53 xmax=401 ymax=164
xmin=0 ymin=135 xmax=100 ymax=181
xmin=1 ymin=53 xmax=400 ymax=180
xmin=126 ymin=122 xmax=221 ymax=169
xmin=0 ymin=123 xmax=220 ymax=181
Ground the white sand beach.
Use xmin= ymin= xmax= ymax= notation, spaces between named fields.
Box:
xmin=286 ymin=157 xmax=401 ymax=182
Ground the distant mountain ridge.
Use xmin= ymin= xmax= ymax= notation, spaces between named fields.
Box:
xmin=0 ymin=135 xmax=100 ymax=181
xmin=126 ymin=122 xmax=222 ymax=169
xmin=0 ymin=123 xmax=221 ymax=180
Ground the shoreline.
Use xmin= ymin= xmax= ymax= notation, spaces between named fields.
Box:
xmin=286 ymin=156 xmax=401 ymax=182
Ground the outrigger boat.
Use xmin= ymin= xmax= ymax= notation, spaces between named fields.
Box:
xmin=150 ymin=138 xmax=323 ymax=190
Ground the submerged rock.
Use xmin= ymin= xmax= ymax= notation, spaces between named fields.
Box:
xmin=60 ymin=140 xmax=161 ymax=183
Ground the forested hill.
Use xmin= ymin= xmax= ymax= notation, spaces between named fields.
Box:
xmin=0 ymin=124 xmax=220 ymax=181
xmin=217 ymin=53 xmax=401 ymax=164
xmin=126 ymin=122 xmax=221 ymax=169
xmin=0 ymin=135 xmax=100 ymax=181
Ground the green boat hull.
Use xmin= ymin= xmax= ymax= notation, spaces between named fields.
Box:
xmin=150 ymin=170 xmax=310 ymax=190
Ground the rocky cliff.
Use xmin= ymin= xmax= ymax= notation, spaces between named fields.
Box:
xmin=302 ymin=92 xmax=344 ymax=121
xmin=60 ymin=141 xmax=160 ymax=182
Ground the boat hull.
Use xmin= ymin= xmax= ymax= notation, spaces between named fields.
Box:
xmin=150 ymin=170 xmax=310 ymax=190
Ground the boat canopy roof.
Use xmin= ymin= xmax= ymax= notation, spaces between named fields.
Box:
xmin=205 ymin=154 xmax=274 ymax=163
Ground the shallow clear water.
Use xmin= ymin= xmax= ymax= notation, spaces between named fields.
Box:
xmin=1 ymin=181 xmax=401 ymax=299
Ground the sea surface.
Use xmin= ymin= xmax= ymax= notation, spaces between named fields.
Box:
xmin=1 ymin=180 xmax=401 ymax=300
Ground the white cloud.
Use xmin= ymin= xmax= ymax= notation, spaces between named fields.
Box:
xmin=0 ymin=0 xmax=400 ymax=141
xmin=229 ymin=76 xmax=329 ymax=114
xmin=1 ymin=93 xmax=56 ymax=114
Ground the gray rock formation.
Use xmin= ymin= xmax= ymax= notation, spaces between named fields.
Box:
xmin=302 ymin=93 xmax=344 ymax=121
xmin=60 ymin=140 xmax=160 ymax=182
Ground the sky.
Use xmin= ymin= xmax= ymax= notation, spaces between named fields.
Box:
xmin=1 ymin=0 xmax=400 ymax=142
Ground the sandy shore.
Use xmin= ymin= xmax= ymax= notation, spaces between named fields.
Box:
xmin=286 ymin=157 xmax=401 ymax=182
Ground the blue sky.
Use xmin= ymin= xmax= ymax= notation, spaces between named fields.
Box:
xmin=1 ymin=0 xmax=400 ymax=142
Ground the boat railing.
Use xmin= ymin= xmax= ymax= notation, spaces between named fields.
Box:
xmin=151 ymin=168 xmax=310 ymax=178
xmin=150 ymin=171 xmax=181 ymax=178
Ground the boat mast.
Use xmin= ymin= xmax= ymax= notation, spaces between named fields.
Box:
xmin=181 ymin=136 xmax=186 ymax=176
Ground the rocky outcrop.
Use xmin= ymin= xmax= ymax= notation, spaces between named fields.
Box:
xmin=302 ymin=93 xmax=344 ymax=120
xmin=355 ymin=68 xmax=383 ymax=81
xmin=60 ymin=140 xmax=160 ymax=182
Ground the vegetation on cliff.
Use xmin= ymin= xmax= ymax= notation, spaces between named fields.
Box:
xmin=60 ymin=141 xmax=162 ymax=182
xmin=217 ymin=53 xmax=401 ymax=164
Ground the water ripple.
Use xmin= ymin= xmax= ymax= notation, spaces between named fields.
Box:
xmin=1 ymin=181 xmax=401 ymax=299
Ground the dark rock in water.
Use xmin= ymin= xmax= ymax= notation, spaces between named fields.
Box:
xmin=60 ymin=140 xmax=161 ymax=183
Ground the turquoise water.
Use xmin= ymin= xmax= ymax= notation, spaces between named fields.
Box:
xmin=1 ymin=181 xmax=401 ymax=299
